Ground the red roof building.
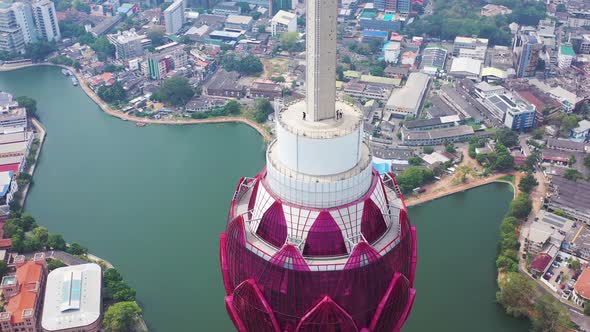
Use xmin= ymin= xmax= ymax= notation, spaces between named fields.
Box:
xmin=0 ymin=255 xmax=46 ymax=332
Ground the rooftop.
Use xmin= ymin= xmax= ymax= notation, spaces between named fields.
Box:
xmin=3 ymin=260 xmax=44 ymax=324
xmin=575 ymin=268 xmax=590 ymax=300
xmin=404 ymin=125 xmax=474 ymax=141
xmin=272 ymin=10 xmax=296 ymax=25
xmin=561 ymin=45 xmax=576 ymax=56
xmin=226 ymin=14 xmax=253 ymax=25
xmin=386 ymin=72 xmax=430 ymax=110
xmin=549 ymin=176 xmax=590 ymax=215
xmin=41 ymin=264 xmax=102 ymax=331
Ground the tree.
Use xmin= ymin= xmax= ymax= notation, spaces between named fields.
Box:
xmin=569 ymin=258 xmax=582 ymax=273
xmin=25 ymin=41 xmax=57 ymax=62
xmin=280 ymin=32 xmax=302 ymax=53
xmin=509 ymin=193 xmax=532 ymax=219
xmin=253 ymin=98 xmax=273 ymax=123
xmin=496 ymin=272 xmax=535 ymax=318
xmin=47 ymin=258 xmax=66 ymax=271
xmin=148 ymin=30 xmax=166 ymax=47
xmin=32 ymin=227 xmax=49 ymax=247
xmin=15 ymin=96 xmax=37 ymax=118
xmin=98 ymin=82 xmax=127 ymax=104
xmin=257 ymin=25 xmax=266 ymax=33
xmin=423 ymin=146 xmax=434 ymax=154
xmin=47 ymin=233 xmax=66 ymax=250
xmin=158 ymin=77 xmax=194 ymax=107
xmin=444 ymin=141 xmax=456 ymax=154
xmin=104 ymin=268 xmax=124 ymax=283
xmin=560 ymin=114 xmax=579 ymax=137
xmin=0 ymin=260 xmax=7 ymax=278
xmin=103 ymin=301 xmax=142 ymax=332
xmin=395 ymin=167 xmax=435 ymax=194
xmin=564 ymin=169 xmax=583 ymax=181
xmin=113 ymin=288 xmax=137 ymax=302
xmin=518 ymin=173 xmax=538 ymax=194
xmin=585 ymin=155 xmax=590 ymax=172
xmin=224 ymin=100 xmax=241 ymax=115
xmin=584 ymin=301 xmax=590 ymax=316
xmin=492 ymin=144 xmax=514 ymax=171
xmin=103 ymin=64 xmax=124 ymax=73
xmin=556 ymin=4 xmax=567 ymax=12
xmin=67 ymin=243 xmax=88 ymax=255
xmin=408 ymin=156 xmax=423 ymax=166
xmin=496 ymin=128 xmax=519 ymax=147
xmin=531 ymin=294 xmax=571 ymax=332
xmin=91 ymin=36 xmax=115 ymax=61
xmin=532 ymin=128 xmax=543 ymax=140
xmin=568 ymin=154 xmax=577 ymax=167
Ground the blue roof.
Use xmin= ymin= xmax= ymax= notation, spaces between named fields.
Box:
xmin=384 ymin=14 xmax=394 ymax=21
xmin=362 ymin=30 xmax=388 ymax=38
xmin=373 ymin=162 xmax=390 ymax=175
xmin=0 ymin=171 xmax=13 ymax=196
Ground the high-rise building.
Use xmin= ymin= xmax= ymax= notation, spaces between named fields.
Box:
xmin=396 ymin=0 xmax=410 ymax=13
xmin=220 ymin=0 xmax=417 ymax=330
xmin=514 ymin=32 xmax=541 ymax=78
xmin=269 ymin=0 xmax=293 ymax=15
xmin=11 ymin=2 xmax=37 ymax=44
xmin=271 ymin=10 xmax=297 ymax=36
xmin=163 ymin=0 xmax=185 ymax=34
xmin=0 ymin=3 xmax=25 ymax=54
xmin=33 ymin=0 xmax=61 ymax=42
xmin=107 ymin=30 xmax=150 ymax=60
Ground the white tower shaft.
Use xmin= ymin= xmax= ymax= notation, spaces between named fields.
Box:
xmin=305 ymin=0 xmax=338 ymax=122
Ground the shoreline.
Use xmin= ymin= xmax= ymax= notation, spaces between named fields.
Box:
xmin=405 ymin=172 xmax=519 ymax=207
xmin=0 ymin=63 xmax=273 ymax=142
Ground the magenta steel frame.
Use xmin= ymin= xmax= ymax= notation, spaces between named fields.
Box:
xmin=220 ymin=171 xmax=417 ymax=331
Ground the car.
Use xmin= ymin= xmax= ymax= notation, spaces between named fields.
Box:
xmin=543 ymin=273 xmax=552 ymax=280
xmin=560 ymin=284 xmax=566 ymax=290
xmin=556 ymin=256 xmax=563 ymax=262
xmin=552 ymin=262 xmax=561 ymax=268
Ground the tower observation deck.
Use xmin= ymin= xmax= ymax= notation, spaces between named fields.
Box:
xmin=219 ymin=0 xmax=417 ymax=331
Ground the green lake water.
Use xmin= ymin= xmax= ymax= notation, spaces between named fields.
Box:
xmin=0 ymin=66 xmax=529 ymax=332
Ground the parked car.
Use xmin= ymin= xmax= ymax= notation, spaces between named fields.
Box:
xmin=544 ymin=273 xmax=552 ymax=280
xmin=552 ymin=262 xmax=560 ymax=268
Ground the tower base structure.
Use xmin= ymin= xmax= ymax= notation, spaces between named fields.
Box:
xmin=220 ymin=102 xmax=417 ymax=332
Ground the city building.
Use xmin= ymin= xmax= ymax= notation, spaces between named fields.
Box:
xmin=473 ymin=82 xmax=505 ymax=98
xmin=546 ymin=176 xmax=590 ymax=224
xmin=359 ymin=12 xmax=402 ymax=32
xmin=0 ymin=3 xmax=25 ymax=54
xmin=480 ymin=4 xmax=512 ymax=17
xmin=212 ymin=2 xmax=241 ymax=16
xmin=385 ymin=72 xmax=430 ymax=118
xmin=401 ymin=125 xmax=476 ymax=146
xmin=220 ymin=0 xmax=417 ymax=330
xmin=383 ymin=41 xmax=401 ymax=64
xmin=41 ymin=263 xmax=102 ymax=332
xmin=204 ymin=69 xmax=245 ymax=98
xmin=452 ymin=36 xmax=488 ymax=60
xmin=420 ymin=46 xmax=447 ymax=75
xmin=514 ymin=32 xmax=541 ymax=78
xmin=449 ymin=57 xmax=482 ymax=80
xmin=396 ymin=0 xmax=411 ymax=13
xmin=570 ymin=120 xmax=590 ymax=142
xmin=271 ymin=10 xmax=296 ymax=36
xmin=249 ymin=80 xmax=282 ymax=100
xmin=107 ymin=30 xmax=149 ymax=60
xmin=0 ymin=254 xmax=47 ymax=332
xmin=523 ymin=211 xmax=573 ymax=255
xmin=558 ymin=44 xmax=576 ymax=69
xmin=403 ymin=115 xmax=461 ymax=131
xmin=483 ymin=93 xmax=536 ymax=130
xmin=164 ymin=0 xmax=185 ymax=34
xmin=573 ymin=268 xmax=590 ymax=306
xmin=32 ymin=0 xmax=60 ymax=42
xmin=0 ymin=171 xmax=17 ymax=216
xmin=143 ymin=42 xmax=188 ymax=80
xmin=269 ymin=0 xmax=293 ymax=15
xmin=581 ymin=34 xmax=590 ymax=54
xmin=225 ymin=14 xmax=253 ymax=31
xmin=11 ymin=3 xmax=36 ymax=44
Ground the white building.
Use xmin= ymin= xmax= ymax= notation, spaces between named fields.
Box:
xmin=11 ymin=2 xmax=37 ymax=44
xmin=473 ymin=81 xmax=505 ymax=98
xmin=558 ymin=44 xmax=576 ymax=69
xmin=33 ymin=0 xmax=61 ymax=42
xmin=0 ymin=4 xmax=26 ymax=54
xmin=225 ymin=14 xmax=253 ymax=31
xmin=383 ymin=41 xmax=401 ymax=64
xmin=41 ymin=264 xmax=102 ymax=332
xmin=164 ymin=0 xmax=185 ymax=35
xmin=385 ymin=72 xmax=430 ymax=118
xmin=449 ymin=57 xmax=482 ymax=80
xmin=107 ymin=30 xmax=149 ymax=60
xmin=271 ymin=10 xmax=297 ymax=36
xmin=453 ymin=36 xmax=488 ymax=60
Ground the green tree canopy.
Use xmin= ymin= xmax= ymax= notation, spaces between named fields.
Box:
xmin=16 ymin=96 xmax=37 ymax=117
xmin=509 ymin=193 xmax=532 ymax=219
xmin=103 ymin=301 xmax=142 ymax=332
xmin=495 ymin=128 xmax=519 ymax=147
xmin=91 ymin=36 xmax=116 ymax=61
xmin=518 ymin=173 xmax=538 ymax=194
xmin=564 ymin=169 xmax=583 ymax=181
xmin=531 ymin=294 xmax=571 ymax=332
xmin=280 ymin=32 xmax=302 ymax=53
xmin=47 ymin=233 xmax=67 ymax=250
xmin=97 ymin=82 xmax=127 ymax=104
xmin=253 ymin=98 xmax=273 ymax=123
xmin=158 ymin=77 xmax=195 ymax=107
xmin=560 ymin=114 xmax=579 ymax=137
xmin=148 ymin=30 xmax=166 ymax=47
xmin=395 ymin=167 xmax=435 ymax=194
xmin=221 ymin=54 xmax=264 ymax=76
xmin=496 ymin=272 xmax=535 ymax=318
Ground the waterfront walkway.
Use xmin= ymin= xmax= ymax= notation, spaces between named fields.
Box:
xmin=406 ymin=172 xmax=519 ymax=207
xmin=0 ymin=63 xmax=273 ymax=142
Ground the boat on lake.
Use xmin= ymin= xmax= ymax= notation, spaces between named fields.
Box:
xmin=71 ymin=76 xmax=78 ymax=86
xmin=61 ymin=69 xmax=71 ymax=76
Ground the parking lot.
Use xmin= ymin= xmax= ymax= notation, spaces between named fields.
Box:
xmin=542 ymin=251 xmax=586 ymax=301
